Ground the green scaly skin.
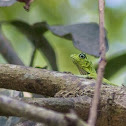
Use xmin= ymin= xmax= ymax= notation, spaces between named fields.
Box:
xmin=70 ymin=53 xmax=118 ymax=86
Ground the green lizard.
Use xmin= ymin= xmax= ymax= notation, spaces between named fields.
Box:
xmin=70 ymin=53 xmax=117 ymax=86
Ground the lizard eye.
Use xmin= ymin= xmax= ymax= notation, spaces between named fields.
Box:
xmin=79 ymin=53 xmax=86 ymax=59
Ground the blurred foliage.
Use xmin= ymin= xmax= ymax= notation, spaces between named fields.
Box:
xmin=0 ymin=0 xmax=126 ymax=86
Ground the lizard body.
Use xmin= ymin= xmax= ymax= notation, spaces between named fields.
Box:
xmin=70 ymin=53 xmax=117 ymax=86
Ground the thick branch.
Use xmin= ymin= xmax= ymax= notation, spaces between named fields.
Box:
xmin=0 ymin=64 xmax=126 ymax=126
xmin=55 ymin=84 xmax=126 ymax=126
xmin=0 ymin=86 xmax=126 ymax=126
xmin=0 ymin=95 xmax=86 ymax=126
xmin=0 ymin=96 xmax=91 ymax=120
xmin=0 ymin=64 xmax=94 ymax=96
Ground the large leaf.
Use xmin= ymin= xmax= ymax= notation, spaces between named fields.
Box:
xmin=11 ymin=21 xmax=109 ymax=57
xmin=10 ymin=21 xmax=109 ymax=57
xmin=48 ymin=23 xmax=108 ymax=57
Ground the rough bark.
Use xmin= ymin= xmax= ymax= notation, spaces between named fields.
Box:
xmin=0 ymin=64 xmax=126 ymax=126
xmin=0 ymin=95 xmax=86 ymax=126
xmin=0 ymin=64 xmax=94 ymax=96
xmin=0 ymin=96 xmax=91 ymax=121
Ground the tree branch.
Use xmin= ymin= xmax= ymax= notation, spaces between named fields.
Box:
xmin=0 ymin=64 xmax=94 ymax=96
xmin=0 ymin=96 xmax=91 ymax=119
xmin=0 ymin=85 xmax=126 ymax=126
xmin=0 ymin=64 xmax=126 ymax=125
xmin=0 ymin=95 xmax=86 ymax=126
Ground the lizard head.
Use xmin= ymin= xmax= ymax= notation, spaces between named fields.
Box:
xmin=70 ymin=53 xmax=96 ymax=75
xmin=70 ymin=53 xmax=88 ymax=67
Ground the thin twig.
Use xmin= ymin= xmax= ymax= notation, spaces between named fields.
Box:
xmin=88 ymin=0 xmax=106 ymax=126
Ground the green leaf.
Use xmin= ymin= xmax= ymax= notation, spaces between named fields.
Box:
xmin=104 ymin=51 xmax=126 ymax=79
